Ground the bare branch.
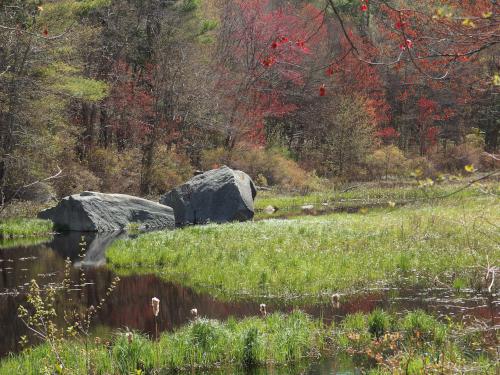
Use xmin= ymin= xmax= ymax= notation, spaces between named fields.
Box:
xmin=22 ymin=165 xmax=63 ymax=189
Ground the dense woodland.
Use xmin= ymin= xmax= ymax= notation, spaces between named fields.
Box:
xmin=0 ymin=0 xmax=498 ymax=201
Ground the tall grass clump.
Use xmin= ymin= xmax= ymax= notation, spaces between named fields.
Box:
xmin=107 ymin=196 xmax=499 ymax=301
xmin=402 ymin=310 xmax=448 ymax=346
xmin=1 ymin=310 xmax=495 ymax=374
xmin=0 ymin=312 xmax=326 ymax=374
xmin=112 ymin=332 xmax=154 ymax=374
xmin=158 ymin=311 xmax=325 ymax=371
xmin=368 ymin=309 xmax=392 ymax=340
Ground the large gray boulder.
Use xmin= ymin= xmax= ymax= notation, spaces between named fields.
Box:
xmin=38 ymin=191 xmax=175 ymax=232
xmin=160 ymin=166 xmax=257 ymax=225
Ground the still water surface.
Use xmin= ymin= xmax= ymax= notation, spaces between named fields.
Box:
xmin=0 ymin=232 xmax=498 ymax=373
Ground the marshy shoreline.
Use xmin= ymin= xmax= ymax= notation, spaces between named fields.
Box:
xmin=1 ymin=182 xmax=498 ymax=374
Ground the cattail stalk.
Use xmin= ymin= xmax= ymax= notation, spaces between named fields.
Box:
xmin=151 ymin=297 xmax=160 ymax=341
xmin=190 ymin=308 xmax=198 ymax=320
xmin=259 ymin=303 xmax=267 ymax=317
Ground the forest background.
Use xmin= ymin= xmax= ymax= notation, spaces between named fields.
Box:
xmin=0 ymin=0 xmax=498 ymax=202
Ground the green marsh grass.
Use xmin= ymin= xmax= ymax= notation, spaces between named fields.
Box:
xmin=1 ymin=311 xmax=326 ymax=374
xmin=0 ymin=218 xmax=53 ymax=240
xmin=1 ymin=310 xmax=495 ymax=374
xmin=108 ymin=196 xmax=499 ymax=301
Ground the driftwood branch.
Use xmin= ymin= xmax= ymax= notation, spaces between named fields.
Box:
xmin=22 ymin=165 xmax=62 ymax=189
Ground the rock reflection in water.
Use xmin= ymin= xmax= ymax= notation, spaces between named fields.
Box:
xmin=47 ymin=230 xmax=128 ymax=266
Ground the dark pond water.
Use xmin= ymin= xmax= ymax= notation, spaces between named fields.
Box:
xmin=193 ymin=357 xmax=361 ymax=374
xmin=0 ymin=232 xmax=498 ymax=373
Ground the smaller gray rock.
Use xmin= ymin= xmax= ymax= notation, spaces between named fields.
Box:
xmin=38 ymin=191 xmax=175 ymax=232
xmin=19 ymin=182 xmax=56 ymax=203
xmin=160 ymin=166 xmax=256 ymax=225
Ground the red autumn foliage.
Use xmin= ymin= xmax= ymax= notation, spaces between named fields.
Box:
xmin=416 ymin=98 xmax=441 ymax=154
xmin=319 ymin=84 xmax=326 ymax=97
xmin=395 ymin=21 xmax=406 ymax=30
xmin=418 ymin=98 xmax=439 ymax=121
xmin=217 ymin=0 xmax=327 ymax=145
xmin=104 ymin=61 xmax=182 ymax=147
xmin=326 ymin=34 xmax=391 ymax=127
xmin=426 ymin=126 xmax=439 ymax=145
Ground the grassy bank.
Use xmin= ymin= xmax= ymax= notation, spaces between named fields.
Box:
xmin=1 ymin=310 xmax=494 ymax=374
xmin=0 ymin=218 xmax=53 ymax=240
xmin=108 ymin=196 xmax=499 ymax=301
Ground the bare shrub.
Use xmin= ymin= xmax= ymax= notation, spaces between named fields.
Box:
xmin=366 ymin=146 xmax=408 ymax=180
xmin=201 ymin=146 xmax=322 ymax=192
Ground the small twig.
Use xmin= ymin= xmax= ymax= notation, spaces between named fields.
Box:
xmin=487 ymin=267 xmax=496 ymax=294
xmin=488 ymin=271 xmax=495 ymax=294
xmin=341 ymin=185 xmax=361 ymax=193
xmin=0 ymin=65 xmax=11 ymax=76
